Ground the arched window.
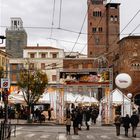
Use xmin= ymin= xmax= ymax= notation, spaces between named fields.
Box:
xmin=131 ymin=63 xmax=140 ymax=71
xmin=114 ymin=16 xmax=118 ymax=21
xmin=98 ymin=27 xmax=103 ymax=32
xmin=110 ymin=16 xmax=114 ymax=21
xmin=93 ymin=11 xmax=102 ymax=17
xmin=92 ymin=27 xmax=97 ymax=33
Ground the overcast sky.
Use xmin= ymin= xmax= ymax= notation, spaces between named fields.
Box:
xmin=0 ymin=0 xmax=140 ymax=54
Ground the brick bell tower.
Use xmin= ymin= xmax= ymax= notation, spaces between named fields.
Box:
xmin=87 ymin=0 xmax=120 ymax=60
xmin=6 ymin=17 xmax=27 ymax=58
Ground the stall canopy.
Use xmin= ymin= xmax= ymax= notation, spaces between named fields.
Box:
xmin=110 ymin=88 xmax=131 ymax=104
xmin=64 ymin=93 xmax=98 ymax=104
xmin=101 ymin=88 xmax=131 ymax=117
xmin=38 ymin=93 xmax=51 ymax=103
xmin=8 ymin=94 xmax=25 ymax=104
xmin=64 ymin=92 xmax=75 ymax=103
xmin=82 ymin=95 xmax=98 ymax=103
xmin=8 ymin=92 xmax=51 ymax=104
xmin=101 ymin=88 xmax=131 ymax=104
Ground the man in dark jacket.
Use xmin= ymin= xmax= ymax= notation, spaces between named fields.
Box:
xmin=130 ymin=111 xmax=139 ymax=137
xmin=122 ymin=114 xmax=131 ymax=137
xmin=85 ymin=107 xmax=91 ymax=130
xmin=71 ymin=109 xmax=79 ymax=135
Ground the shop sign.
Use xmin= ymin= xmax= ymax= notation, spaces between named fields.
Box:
xmin=1 ymin=78 xmax=10 ymax=88
xmin=115 ymin=73 xmax=132 ymax=89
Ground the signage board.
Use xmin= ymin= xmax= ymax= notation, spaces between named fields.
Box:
xmin=1 ymin=78 xmax=10 ymax=88
xmin=59 ymin=68 xmax=113 ymax=88
xmin=115 ymin=73 xmax=132 ymax=89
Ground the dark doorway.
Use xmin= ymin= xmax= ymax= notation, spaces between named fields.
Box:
xmin=98 ymin=88 xmax=102 ymax=101
xmin=134 ymin=94 xmax=140 ymax=106
xmin=115 ymin=105 xmax=121 ymax=115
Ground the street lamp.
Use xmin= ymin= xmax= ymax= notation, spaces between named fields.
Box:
xmin=0 ymin=35 xmax=6 ymax=44
xmin=127 ymin=93 xmax=132 ymax=99
xmin=127 ymin=93 xmax=132 ymax=115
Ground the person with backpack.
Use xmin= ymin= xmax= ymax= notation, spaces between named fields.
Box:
xmin=130 ymin=111 xmax=139 ymax=137
xmin=114 ymin=113 xmax=122 ymax=136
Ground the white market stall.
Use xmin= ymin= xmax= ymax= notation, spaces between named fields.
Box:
xmin=64 ymin=92 xmax=75 ymax=103
xmin=111 ymin=88 xmax=131 ymax=116
xmin=74 ymin=94 xmax=83 ymax=103
xmin=38 ymin=93 xmax=51 ymax=103
xmin=100 ymin=88 xmax=132 ymax=124
xmin=8 ymin=94 xmax=25 ymax=104
xmin=82 ymin=95 xmax=98 ymax=103
xmin=64 ymin=93 xmax=99 ymax=106
xmin=8 ymin=92 xmax=51 ymax=104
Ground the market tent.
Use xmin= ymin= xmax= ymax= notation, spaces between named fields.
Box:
xmin=110 ymin=88 xmax=131 ymax=104
xmin=38 ymin=93 xmax=51 ymax=103
xmin=90 ymin=97 xmax=99 ymax=103
xmin=64 ymin=93 xmax=99 ymax=104
xmin=8 ymin=94 xmax=25 ymax=104
xmin=82 ymin=95 xmax=98 ymax=103
xmin=64 ymin=92 xmax=75 ymax=103
xmin=101 ymin=88 xmax=131 ymax=117
xmin=101 ymin=88 xmax=131 ymax=104
xmin=111 ymin=88 xmax=131 ymax=116
xmin=74 ymin=94 xmax=83 ymax=103
xmin=8 ymin=92 xmax=51 ymax=104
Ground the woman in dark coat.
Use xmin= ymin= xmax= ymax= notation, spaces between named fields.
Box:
xmin=77 ymin=108 xmax=83 ymax=130
xmin=71 ymin=109 xmax=79 ymax=135
xmin=122 ymin=114 xmax=131 ymax=137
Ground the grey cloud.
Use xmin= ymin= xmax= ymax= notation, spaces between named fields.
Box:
xmin=0 ymin=0 xmax=140 ymax=53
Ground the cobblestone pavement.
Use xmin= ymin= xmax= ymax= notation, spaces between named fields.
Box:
xmin=10 ymin=125 xmax=140 ymax=140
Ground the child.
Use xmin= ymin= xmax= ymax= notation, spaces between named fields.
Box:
xmin=65 ymin=113 xmax=71 ymax=135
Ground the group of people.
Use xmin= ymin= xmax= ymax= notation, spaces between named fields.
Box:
xmin=65 ymin=105 xmax=99 ymax=135
xmin=0 ymin=106 xmax=29 ymax=120
xmin=114 ymin=111 xmax=139 ymax=137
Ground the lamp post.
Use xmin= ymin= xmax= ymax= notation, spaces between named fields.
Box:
xmin=0 ymin=35 xmax=6 ymax=44
xmin=127 ymin=93 xmax=132 ymax=115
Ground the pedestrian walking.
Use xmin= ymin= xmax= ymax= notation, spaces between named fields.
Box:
xmin=77 ymin=108 xmax=83 ymax=130
xmin=130 ymin=111 xmax=139 ymax=137
xmin=65 ymin=112 xmax=71 ymax=135
xmin=114 ymin=113 xmax=122 ymax=136
xmin=91 ymin=107 xmax=99 ymax=124
xmin=138 ymin=106 xmax=140 ymax=116
xmin=85 ymin=107 xmax=91 ymax=130
xmin=122 ymin=114 xmax=131 ymax=137
xmin=48 ymin=107 xmax=51 ymax=121
xmin=71 ymin=109 xmax=79 ymax=135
